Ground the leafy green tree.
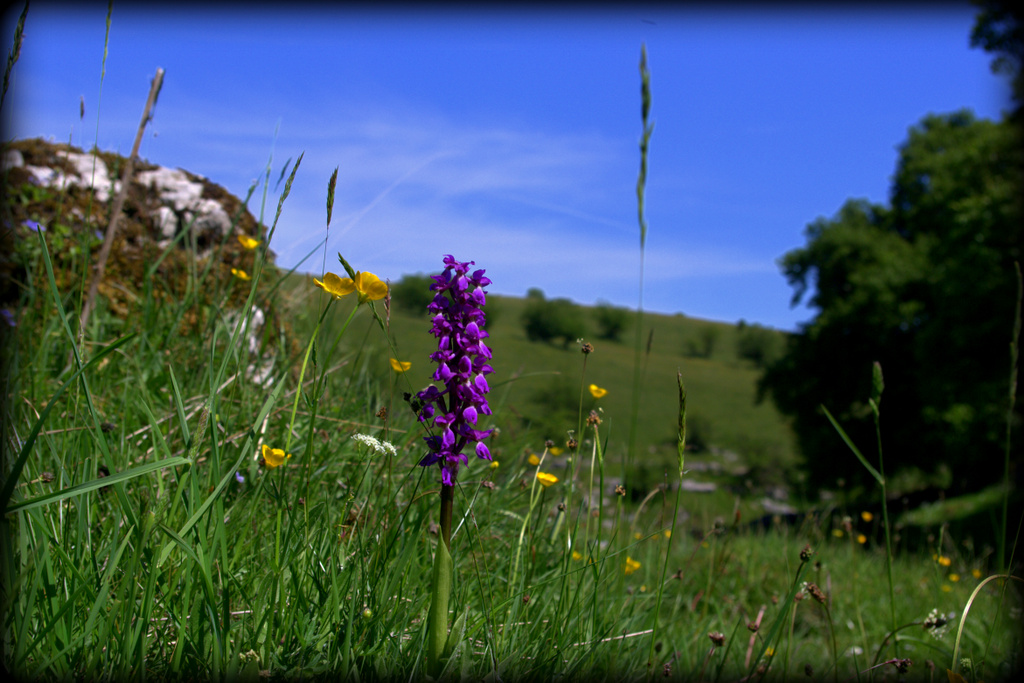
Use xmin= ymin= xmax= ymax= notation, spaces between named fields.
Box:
xmin=971 ymin=0 xmax=1023 ymax=118
xmin=521 ymin=289 xmax=586 ymax=348
xmin=684 ymin=325 xmax=719 ymax=359
xmin=736 ymin=323 xmax=781 ymax=369
xmin=592 ymin=299 xmax=630 ymax=341
xmin=390 ymin=273 xmax=437 ymax=315
xmin=760 ymin=110 xmax=1022 ymax=495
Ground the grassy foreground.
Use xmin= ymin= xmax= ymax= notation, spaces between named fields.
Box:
xmin=1 ymin=188 xmax=1021 ymax=680
xmin=1 ymin=11 xmax=1021 ymax=679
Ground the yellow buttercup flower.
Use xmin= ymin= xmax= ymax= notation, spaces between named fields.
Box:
xmin=572 ymin=550 xmax=583 ymax=561
xmin=261 ymin=444 xmax=291 ymax=469
xmin=589 ymin=384 xmax=608 ymax=399
xmin=536 ymin=472 xmax=558 ymax=488
xmin=231 ymin=267 xmax=250 ymax=281
xmin=390 ymin=358 xmax=412 ymax=372
xmin=624 ymin=556 xmax=641 ymax=575
xmin=861 ymin=511 xmax=873 ymax=522
xmin=937 ymin=555 xmax=952 ymax=567
xmin=548 ymin=446 xmax=564 ymax=456
xmin=490 ymin=460 xmax=500 ymax=469
xmin=972 ymin=568 xmax=983 ymax=579
xmin=314 ymin=270 xmax=388 ymax=304
xmin=832 ymin=528 xmax=844 ymax=538
xmin=528 ymin=453 xmax=540 ymax=466
xmin=857 ymin=533 xmax=867 ymax=544
xmin=949 ymin=573 xmax=960 ymax=582
xmin=237 ymin=234 xmax=260 ymax=250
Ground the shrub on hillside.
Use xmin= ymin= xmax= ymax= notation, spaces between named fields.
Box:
xmin=683 ymin=325 xmax=719 ymax=358
xmin=736 ymin=323 xmax=780 ymax=368
xmin=390 ymin=273 xmax=437 ymax=315
xmin=521 ymin=289 xmax=586 ymax=348
xmin=592 ymin=299 xmax=629 ymax=342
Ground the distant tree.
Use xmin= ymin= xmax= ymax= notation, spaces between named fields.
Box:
xmin=521 ymin=289 xmax=586 ymax=348
xmin=527 ymin=376 xmax=579 ymax=442
xmin=684 ymin=325 xmax=719 ymax=359
xmin=759 ymin=110 xmax=1023 ymax=495
xmin=390 ymin=273 xmax=436 ymax=315
xmin=592 ymin=299 xmax=629 ymax=341
xmin=736 ymin=324 xmax=780 ymax=369
xmin=971 ymin=0 xmax=1023 ymax=117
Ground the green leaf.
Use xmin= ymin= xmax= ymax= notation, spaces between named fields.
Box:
xmin=821 ymin=404 xmax=884 ymax=485
xmin=676 ymin=370 xmax=687 ymax=476
xmin=5 ymin=457 xmax=191 ymax=515
xmin=426 ymin=540 xmax=453 ymax=677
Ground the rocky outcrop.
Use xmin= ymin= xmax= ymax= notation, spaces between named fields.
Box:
xmin=2 ymin=137 xmax=266 ymax=259
xmin=1 ymin=138 xmax=286 ymax=385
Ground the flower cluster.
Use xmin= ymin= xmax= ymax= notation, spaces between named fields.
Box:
xmin=416 ymin=255 xmax=494 ymax=485
xmin=314 ymin=270 xmax=388 ymax=304
xmin=351 ymin=433 xmax=398 ymax=457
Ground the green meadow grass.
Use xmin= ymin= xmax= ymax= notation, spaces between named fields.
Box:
xmin=292 ymin=284 xmax=799 ymax=498
xmin=2 ymin=14 xmax=1021 ymax=680
xmin=2 ymin=185 xmax=1021 ymax=680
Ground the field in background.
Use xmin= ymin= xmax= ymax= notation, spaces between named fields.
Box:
xmin=279 ymin=271 xmax=800 ymax=514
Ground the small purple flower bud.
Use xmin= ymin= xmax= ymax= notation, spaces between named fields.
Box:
xmin=24 ymin=219 xmax=44 ymax=232
xmin=0 ymin=309 xmax=15 ymax=327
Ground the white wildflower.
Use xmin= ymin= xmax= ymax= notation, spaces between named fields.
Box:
xmin=352 ymin=433 xmax=397 ymax=456
xmin=923 ymin=608 xmax=955 ymax=640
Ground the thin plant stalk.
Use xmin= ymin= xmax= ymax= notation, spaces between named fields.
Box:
xmin=999 ymin=262 xmax=1021 ymax=570
xmin=626 ymin=43 xmax=654 ymax=493
xmin=647 ymin=370 xmax=685 ymax=672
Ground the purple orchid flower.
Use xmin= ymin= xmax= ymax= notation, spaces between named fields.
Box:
xmin=416 ymin=255 xmax=494 ymax=486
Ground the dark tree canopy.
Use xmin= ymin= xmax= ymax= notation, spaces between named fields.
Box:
xmin=971 ymin=0 xmax=1024 ymax=117
xmin=760 ymin=110 xmax=1023 ymax=496
xmin=521 ymin=289 xmax=586 ymax=348
xmin=390 ymin=273 xmax=437 ymax=316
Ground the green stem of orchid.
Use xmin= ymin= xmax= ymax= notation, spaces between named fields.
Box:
xmin=440 ymin=483 xmax=454 ymax=551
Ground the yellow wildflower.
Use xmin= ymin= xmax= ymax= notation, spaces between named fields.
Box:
xmin=857 ymin=533 xmax=867 ymax=544
xmin=261 ymin=444 xmax=291 ymax=469
xmin=634 ymin=532 xmax=643 ymax=540
xmin=589 ymin=384 xmax=608 ymax=399
xmin=832 ymin=529 xmax=844 ymax=538
xmin=861 ymin=511 xmax=873 ymax=522
xmin=624 ymin=556 xmax=641 ymax=575
xmin=548 ymin=446 xmax=564 ymax=456
xmin=231 ymin=268 xmax=250 ymax=281
xmin=972 ymin=568 xmax=983 ymax=579
xmin=536 ymin=472 xmax=559 ymax=488
xmin=941 ymin=584 xmax=952 ymax=593
xmin=663 ymin=529 xmax=672 ymax=539
xmin=237 ymin=234 xmax=260 ymax=250
xmin=949 ymin=573 xmax=960 ymax=583
xmin=314 ymin=270 xmax=388 ymax=304
xmin=490 ymin=461 xmax=500 ymax=469
xmin=572 ymin=550 xmax=583 ymax=561
xmin=389 ymin=358 xmax=412 ymax=373
xmin=937 ymin=555 xmax=952 ymax=567
xmin=528 ymin=453 xmax=540 ymax=466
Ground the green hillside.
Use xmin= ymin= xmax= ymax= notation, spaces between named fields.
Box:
xmin=281 ymin=272 xmax=799 ymax=495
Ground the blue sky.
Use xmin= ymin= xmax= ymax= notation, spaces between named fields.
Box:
xmin=2 ymin=2 xmax=1012 ymax=330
